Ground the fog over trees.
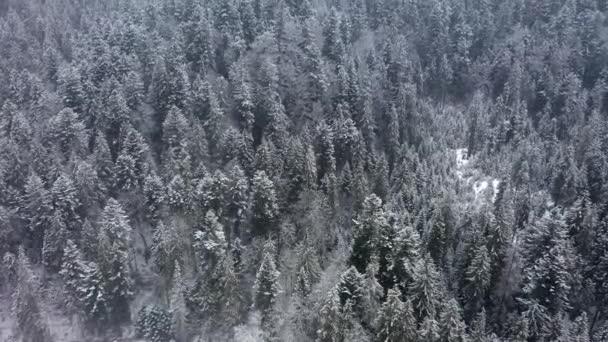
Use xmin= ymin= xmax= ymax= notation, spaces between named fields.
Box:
xmin=1 ymin=0 xmax=608 ymax=341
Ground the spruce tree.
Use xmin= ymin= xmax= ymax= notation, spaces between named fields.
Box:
xmin=374 ymin=289 xmax=416 ymax=342
xmin=11 ymin=248 xmax=52 ymax=342
xmin=409 ymin=254 xmax=443 ymax=320
xmin=170 ymin=262 xmax=188 ymax=342
xmin=251 ymin=171 xmax=280 ymax=236
xmin=438 ymin=299 xmax=468 ymax=342
xmin=254 ymin=248 xmax=280 ymax=328
xmin=96 ymin=198 xmax=133 ymax=324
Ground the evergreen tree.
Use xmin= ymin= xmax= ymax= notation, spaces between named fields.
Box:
xmin=462 ymin=241 xmax=491 ymax=318
xmin=96 ymin=198 xmax=133 ymax=324
xmin=323 ymin=8 xmax=344 ymax=63
xmin=162 ymin=105 xmax=189 ymax=150
xmin=194 ymin=210 xmax=226 ymax=272
xmin=20 ymin=172 xmax=53 ymax=235
xmin=409 ymin=254 xmax=443 ymax=320
xmin=351 ymin=195 xmax=389 ymax=273
xmin=337 ymin=266 xmax=365 ymax=314
xmin=374 ymin=289 xmax=416 ymax=342
xmin=316 ymin=289 xmax=347 ymax=342
xmin=169 ymin=262 xmax=188 ymax=342
xmin=47 ymin=107 xmax=87 ymax=157
xmin=50 ymin=172 xmax=81 ymax=231
xmin=254 ymin=248 xmax=280 ymax=329
xmin=216 ymin=254 xmax=244 ymax=330
xmin=230 ymin=62 xmax=256 ymax=133
xmin=438 ymin=299 xmax=468 ymax=342
xmin=469 ymin=309 xmax=489 ymax=342
xmin=42 ymin=214 xmax=69 ymax=271
xmin=11 ymin=248 xmax=52 ymax=342
xmin=418 ymin=315 xmax=441 ymax=342
xmin=60 ymin=240 xmax=93 ymax=316
xmin=152 ymin=221 xmax=181 ymax=280
xmin=251 ymin=171 xmax=280 ymax=236
xmin=135 ymin=305 xmax=174 ymax=342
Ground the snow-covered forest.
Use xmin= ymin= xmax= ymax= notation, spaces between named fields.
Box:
xmin=1 ymin=0 xmax=608 ymax=341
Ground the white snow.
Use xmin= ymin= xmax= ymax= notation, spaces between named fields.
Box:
xmin=455 ymin=148 xmax=469 ymax=168
xmin=492 ymin=179 xmax=500 ymax=202
xmin=453 ymin=148 xmax=500 ymax=204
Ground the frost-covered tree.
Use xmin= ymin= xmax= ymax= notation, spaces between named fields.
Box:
xmin=135 ymin=305 xmax=173 ymax=342
xmin=409 ymin=254 xmax=444 ymax=320
xmin=194 ymin=210 xmax=226 ymax=272
xmin=374 ymin=289 xmax=416 ymax=342
xmin=169 ymin=262 xmax=188 ymax=342
xmin=95 ymin=199 xmax=133 ymax=324
xmin=350 ymin=194 xmax=388 ymax=273
xmin=115 ymin=125 xmax=149 ymax=191
xmin=152 ymin=221 xmax=181 ymax=280
xmin=251 ymin=171 xmax=279 ymax=236
xmin=11 ymin=248 xmax=52 ymax=342
xmin=438 ymin=299 xmax=468 ymax=342
xmin=254 ymin=247 xmax=280 ymax=329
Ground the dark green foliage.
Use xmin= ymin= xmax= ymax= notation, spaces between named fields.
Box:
xmin=1 ymin=0 xmax=608 ymax=341
xmin=135 ymin=305 xmax=174 ymax=342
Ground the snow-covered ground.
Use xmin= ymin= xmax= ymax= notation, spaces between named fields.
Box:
xmin=454 ymin=148 xmax=500 ymax=205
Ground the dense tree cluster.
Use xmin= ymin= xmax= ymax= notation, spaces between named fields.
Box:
xmin=1 ymin=0 xmax=608 ymax=341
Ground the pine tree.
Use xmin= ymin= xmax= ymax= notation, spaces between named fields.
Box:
xmin=316 ymin=289 xmax=346 ymax=342
xmin=418 ymin=315 xmax=441 ymax=342
xmin=350 ymin=194 xmax=388 ymax=273
xmin=584 ymin=134 xmax=606 ymax=203
xmin=204 ymin=87 xmax=226 ymax=158
xmin=295 ymin=241 xmax=322 ymax=297
xmin=135 ymin=305 xmax=174 ymax=342
xmin=230 ymin=62 xmax=256 ymax=133
xmin=375 ymin=289 xmax=417 ymax=342
xmin=143 ymin=172 xmax=165 ymax=222
xmin=162 ymin=105 xmax=189 ymax=150
xmin=521 ymin=213 xmax=580 ymax=315
xmin=96 ymin=198 xmax=133 ymax=324
xmin=194 ymin=210 xmax=226 ymax=272
xmin=60 ymin=240 xmax=92 ymax=314
xmin=50 ymin=172 xmax=81 ymax=231
xmin=462 ymin=241 xmax=491 ymax=318
xmin=302 ymin=20 xmax=328 ymax=105
xmin=409 ymin=254 xmax=443 ymax=320
xmin=58 ymin=65 xmax=86 ymax=112
xmin=152 ymin=221 xmax=181 ymax=280
xmin=469 ymin=309 xmax=489 ymax=342
xmin=73 ymin=159 xmax=106 ymax=211
xmin=42 ymin=214 xmax=69 ymax=271
xmin=169 ymin=262 xmax=188 ymax=342
xmin=93 ymin=134 xmax=115 ymax=186
xmin=165 ymin=174 xmax=190 ymax=211
xmin=11 ymin=247 xmax=52 ymax=342
xmin=251 ymin=171 xmax=280 ymax=236
xmin=571 ymin=312 xmax=590 ymax=342
xmin=217 ymin=254 xmax=244 ymax=330
xmin=240 ymin=0 xmax=260 ymax=45
xmin=438 ymin=299 xmax=468 ymax=342
xmin=149 ymin=55 xmax=187 ymax=120
xmin=20 ymin=172 xmax=53 ymax=234
xmin=115 ymin=125 xmax=149 ymax=191
xmin=323 ymin=8 xmax=345 ymax=63
xmin=124 ymin=70 xmax=144 ymax=110
xmin=254 ymin=248 xmax=280 ymax=328
xmin=47 ymin=107 xmax=87 ymax=157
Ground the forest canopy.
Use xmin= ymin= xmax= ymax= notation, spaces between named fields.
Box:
xmin=1 ymin=0 xmax=608 ymax=341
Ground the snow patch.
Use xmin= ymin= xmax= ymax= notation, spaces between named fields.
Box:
xmin=453 ymin=148 xmax=500 ymax=204
xmin=455 ymin=148 xmax=470 ymax=168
